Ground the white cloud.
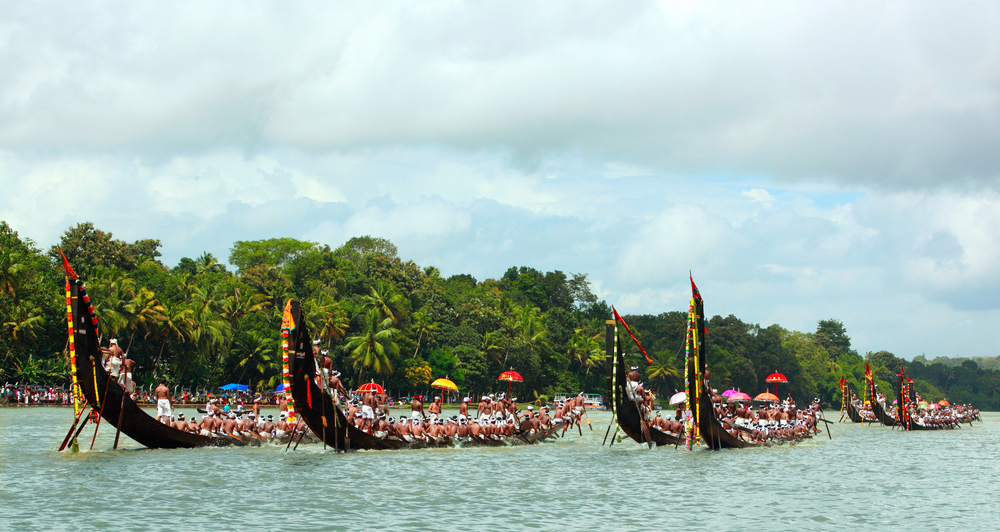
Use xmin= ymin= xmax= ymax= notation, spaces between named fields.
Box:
xmin=2 ymin=2 xmax=1000 ymax=359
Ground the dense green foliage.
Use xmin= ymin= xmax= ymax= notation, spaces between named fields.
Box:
xmin=3 ymin=220 xmax=998 ymax=409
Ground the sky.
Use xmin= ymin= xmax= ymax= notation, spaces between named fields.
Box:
xmin=2 ymin=1 xmax=999 ymax=359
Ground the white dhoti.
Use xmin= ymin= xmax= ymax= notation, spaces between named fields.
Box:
xmin=157 ymin=399 xmax=172 ymax=419
xmin=411 ymin=411 xmax=423 ymax=420
xmin=361 ymin=405 xmax=375 ymax=419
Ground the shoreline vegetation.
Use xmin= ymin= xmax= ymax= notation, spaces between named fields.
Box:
xmin=3 ymin=221 xmax=999 ymax=410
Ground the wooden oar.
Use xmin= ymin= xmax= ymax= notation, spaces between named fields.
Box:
xmin=634 ymin=401 xmax=652 ymax=449
xmin=608 ymin=425 xmax=620 ymax=446
xmin=602 ymin=415 xmax=616 ymax=446
xmin=583 ymin=409 xmax=594 ymax=430
xmin=58 ymin=405 xmax=91 ymax=451
xmin=89 ymin=368 xmax=116 ymax=451
xmin=112 ymin=385 xmax=127 ymax=450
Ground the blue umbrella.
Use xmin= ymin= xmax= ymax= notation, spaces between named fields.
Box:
xmin=219 ymin=383 xmax=248 ymax=391
xmin=275 ymin=384 xmax=285 ymax=392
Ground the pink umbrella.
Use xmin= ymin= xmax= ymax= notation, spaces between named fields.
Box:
xmin=727 ymin=392 xmax=752 ymax=403
xmin=721 ymin=389 xmax=738 ymax=398
xmin=668 ymin=391 xmax=687 ymax=405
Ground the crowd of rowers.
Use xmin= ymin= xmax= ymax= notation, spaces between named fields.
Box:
xmin=714 ymin=395 xmax=821 ymax=442
xmin=337 ymin=391 xmax=589 ymax=443
xmin=312 ymin=344 xmax=587 ymax=443
xmin=624 ymin=366 xmax=819 ymax=443
xmin=852 ymin=391 xmax=980 ymax=428
xmin=164 ymin=397 xmax=310 ymax=443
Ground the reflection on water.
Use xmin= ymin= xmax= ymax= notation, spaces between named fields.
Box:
xmin=1 ymin=407 xmax=997 ymax=531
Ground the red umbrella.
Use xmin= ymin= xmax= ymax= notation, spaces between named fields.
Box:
xmin=498 ymin=369 xmax=523 ymax=398
xmin=765 ymin=372 xmax=788 ymax=397
xmin=355 ymin=381 xmax=385 ymax=394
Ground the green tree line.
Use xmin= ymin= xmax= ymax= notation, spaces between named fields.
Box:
xmin=2 ymin=220 xmax=998 ymax=409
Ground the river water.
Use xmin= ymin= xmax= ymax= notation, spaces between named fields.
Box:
xmin=0 ymin=406 xmax=996 ymax=531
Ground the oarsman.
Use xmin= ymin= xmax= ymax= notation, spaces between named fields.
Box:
xmin=101 ymin=339 xmax=124 ymax=380
xmin=428 ymin=396 xmax=442 ymax=421
xmin=459 ymin=397 xmax=470 ymax=422
xmin=627 ymin=366 xmax=642 ymax=399
xmin=538 ymin=406 xmax=551 ymax=427
xmin=275 ymin=413 xmax=289 ymax=440
xmin=261 ymin=415 xmax=276 ymax=439
xmin=477 ymin=396 xmax=490 ymax=420
xmin=172 ymin=412 xmax=188 ymax=432
xmin=347 ymin=399 xmax=359 ymax=419
xmin=457 ymin=418 xmax=471 ymax=439
xmin=222 ymin=412 xmax=239 ymax=436
xmin=411 ymin=395 xmax=425 ymax=420
xmin=278 ymin=395 xmax=288 ymax=417
xmin=411 ymin=419 xmax=428 ymax=442
xmin=574 ymin=392 xmax=587 ymax=419
xmin=252 ymin=396 xmax=261 ymax=418
xmin=120 ymin=355 xmax=135 ymax=393
xmin=328 ymin=371 xmax=348 ymax=404
xmin=491 ymin=394 xmax=504 ymax=417
xmin=155 ymin=379 xmax=173 ymax=425
xmin=469 ymin=418 xmax=483 ymax=439
xmin=317 ymin=348 xmax=333 ymax=389
xmin=508 ymin=397 xmax=517 ymax=419
xmin=362 ymin=390 xmax=377 ymax=431
xmin=397 ymin=417 xmax=414 ymax=442
xmin=186 ymin=416 xmax=201 ymax=435
xmin=445 ymin=418 xmax=458 ymax=437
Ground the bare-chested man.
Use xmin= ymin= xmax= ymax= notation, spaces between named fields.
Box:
xmin=428 ymin=396 xmax=442 ymax=421
xmin=627 ymin=365 xmax=642 ymax=399
xmin=316 ymin=347 xmax=333 ymax=389
xmin=459 ymin=397 xmax=470 ymax=422
xmin=172 ymin=412 xmax=188 ymax=432
xmin=411 ymin=395 xmax=425 ymax=420
xmin=101 ymin=338 xmax=124 ymax=379
xmin=411 ymin=419 xmax=428 ymax=441
xmin=328 ymin=371 xmax=348 ymax=404
xmin=222 ymin=412 xmax=239 ymax=436
xmin=477 ymin=396 xmax=490 ymax=420
xmin=275 ymin=413 xmax=289 ymax=440
xmin=155 ymin=379 xmax=172 ymax=424
xmin=362 ymin=390 xmax=377 ymax=431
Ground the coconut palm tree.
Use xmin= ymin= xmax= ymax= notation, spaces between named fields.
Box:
xmin=410 ymin=310 xmax=438 ymax=358
xmin=233 ymin=330 xmax=278 ymax=391
xmin=362 ymin=280 xmax=405 ymax=325
xmin=345 ymin=308 xmax=398 ymax=377
xmin=3 ymin=302 xmax=45 ymax=365
xmin=645 ymin=351 xmax=681 ymax=396
xmin=304 ymin=296 xmax=350 ymax=346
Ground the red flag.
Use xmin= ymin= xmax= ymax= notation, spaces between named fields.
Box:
xmin=58 ymin=248 xmax=79 ymax=279
xmin=612 ymin=306 xmax=653 ymax=364
xmin=864 ymin=361 xmax=872 ymax=381
xmin=690 ymin=272 xmax=701 ymax=301
xmin=838 ymin=377 xmax=847 ymax=388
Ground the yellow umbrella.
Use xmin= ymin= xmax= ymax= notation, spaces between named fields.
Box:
xmin=431 ymin=378 xmax=458 ymax=392
xmin=431 ymin=377 xmax=458 ymax=407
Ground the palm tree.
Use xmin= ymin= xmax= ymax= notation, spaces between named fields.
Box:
xmin=154 ymin=298 xmax=194 ymax=373
xmin=478 ymin=331 xmax=503 ymax=367
xmin=345 ymin=308 xmax=399 ymax=377
xmin=233 ymin=330 xmax=278 ymax=391
xmin=410 ymin=310 xmax=438 ymax=358
xmin=195 ymin=252 xmax=223 ymax=276
xmin=3 ymin=302 xmax=45 ymax=365
xmin=507 ymin=304 xmax=550 ymax=370
xmin=122 ymin=287 xmax=165 ymax=354
xmin=645 ymin=351 xmax=681 ymax=395
xmin=362 ymin=280 xmax=405 ymax=324
xmin=304 ymin=296 xmax=350 ymax=346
